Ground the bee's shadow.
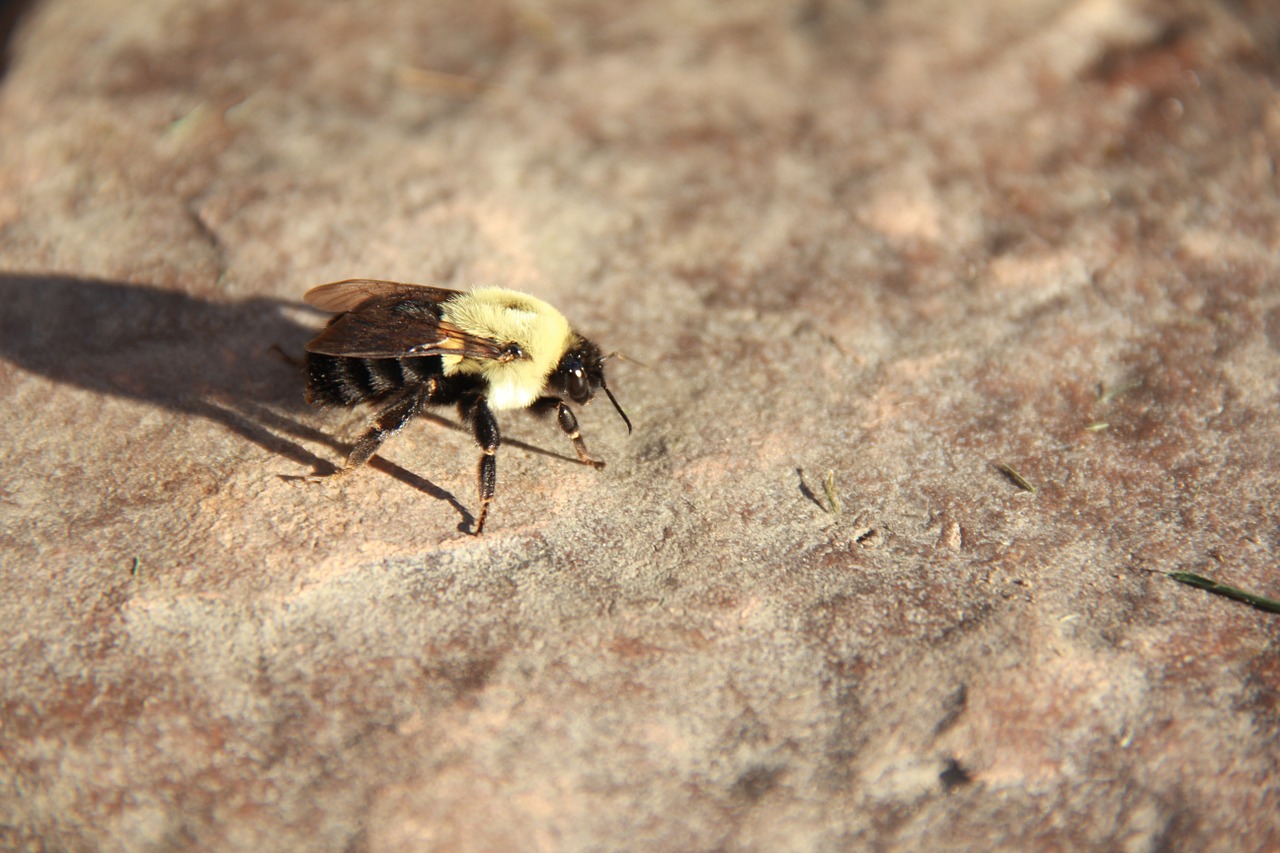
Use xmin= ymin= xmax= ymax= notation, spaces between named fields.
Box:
xmin=0 ymin=274 xmax=474 ymax=516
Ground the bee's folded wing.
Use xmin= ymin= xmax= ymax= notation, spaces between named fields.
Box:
xmin=305 ymin=295 xmax=511 ymax=361
xmin=304 ymin=279 xmax=462 ymax=313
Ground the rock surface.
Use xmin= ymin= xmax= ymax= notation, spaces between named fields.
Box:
xmin=1 ymin=0 xmax=1278 ymax=850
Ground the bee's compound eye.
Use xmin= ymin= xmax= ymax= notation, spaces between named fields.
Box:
xmin=566 ymin=367 xmax=590 ymax=403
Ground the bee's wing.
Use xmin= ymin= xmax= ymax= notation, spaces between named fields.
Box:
xmin=304 ymin=288 xmax=512 ymax=361
xmin=304 ymin=279 xmax=462 ymax=313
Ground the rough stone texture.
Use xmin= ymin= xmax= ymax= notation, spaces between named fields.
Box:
xmin=1 ymin=0 xmax=1278 ymax=850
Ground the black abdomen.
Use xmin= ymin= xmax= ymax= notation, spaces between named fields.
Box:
xmin=304 ymin=353 xmax=444 ymax=407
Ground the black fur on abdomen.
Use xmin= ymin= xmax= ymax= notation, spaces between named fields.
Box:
xmin=304 ymin=353 xmax=446 ymax=407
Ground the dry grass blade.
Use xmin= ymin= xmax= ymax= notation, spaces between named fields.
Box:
xmin=995 ymin=461 xmax=1036 ymax=493
xmin=822 ymin=469 xmax=841 ymax=515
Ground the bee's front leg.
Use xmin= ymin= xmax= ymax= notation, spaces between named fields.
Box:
xmin=553 ymin=399 xmax=605 ymax=469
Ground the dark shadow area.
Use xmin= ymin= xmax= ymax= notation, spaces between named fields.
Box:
xmin=0 ymin=0 xmax=36 ymax=80
xmin=0 ymin=273 xmax=335 ymax=467
xmin=795 ymin=468 xmax=826 ymax=512
xmin=0 ymin=274 xmax=581 ymax=526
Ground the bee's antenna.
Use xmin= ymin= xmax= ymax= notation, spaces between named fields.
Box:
xmin=601 ymin=383 xmax=632 ymax=434
xmin=604 ymin=350 xmax=650 ymax=369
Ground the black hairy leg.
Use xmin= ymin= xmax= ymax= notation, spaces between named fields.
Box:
xmin=549 ymin=398 xmax=605 ymax=468
xmin=466 ymin=396 xmax=500 ymax=536
xmin=310 ymin=383 xmax=433 ymax=481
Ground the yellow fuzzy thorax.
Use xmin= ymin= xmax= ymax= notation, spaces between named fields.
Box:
xmin=440 ymin=288 xmax=574 ymax=411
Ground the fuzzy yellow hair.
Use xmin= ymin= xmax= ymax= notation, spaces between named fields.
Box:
xmin=441 ymin=288 xmax=575 ymax=411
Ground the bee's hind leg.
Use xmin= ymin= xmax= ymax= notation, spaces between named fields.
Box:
xmin=310 ymin=386 xmax=430 ymax=481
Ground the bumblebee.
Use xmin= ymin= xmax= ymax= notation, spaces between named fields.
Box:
xmin=302 ymin=280 xmax=630 ymax=534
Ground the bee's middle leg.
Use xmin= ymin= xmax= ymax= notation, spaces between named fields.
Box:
xmin=467 ymin=396 xmax=500 ymax=536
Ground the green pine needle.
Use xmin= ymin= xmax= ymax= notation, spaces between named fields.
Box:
xmin=1166 ymin=571 xmax=1280 ymax=614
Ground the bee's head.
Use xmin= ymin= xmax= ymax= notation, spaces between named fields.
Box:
xmin=552 ymin=338 xmax=632 ymax=433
